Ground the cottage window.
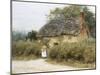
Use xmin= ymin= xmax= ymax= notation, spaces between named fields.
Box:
xmin=54 ymin=42 xmax=58 ymax=45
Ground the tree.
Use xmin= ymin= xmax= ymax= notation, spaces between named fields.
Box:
xmin=26 ymin=30 xmax=37 ymax=41
xmin=83 ymin=7 xmax=96 ymax=37
xmin=48 ymin=6 xmax=81 ymax=20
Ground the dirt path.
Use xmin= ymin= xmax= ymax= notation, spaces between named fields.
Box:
xmin=12 ymin=59 xmax=84 ymax=74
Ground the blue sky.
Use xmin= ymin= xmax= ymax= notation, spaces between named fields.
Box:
xmin=12 ymin=1 xmax=95 ymax=32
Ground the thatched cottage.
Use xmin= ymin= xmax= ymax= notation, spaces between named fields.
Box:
xmin=37 ymin=11 xmax=89 ymax=48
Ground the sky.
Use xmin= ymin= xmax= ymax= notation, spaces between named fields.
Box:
xmin=12 ymin=1 xmax=95 ymax=32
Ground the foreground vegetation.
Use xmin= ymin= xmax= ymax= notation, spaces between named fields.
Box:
xmin=12 ymin=40 xmax=42 ymax=60
xmin=12 ymin=38 xmax=96 ymax=68
xmin=47 ymin=39 xmax=96 ymax=68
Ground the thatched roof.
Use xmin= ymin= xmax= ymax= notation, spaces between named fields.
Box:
xmin=37 ymin=17 xmax=80 ymax=37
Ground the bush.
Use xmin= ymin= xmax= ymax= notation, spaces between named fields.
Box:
xmin=48 ymin=39 xmax=96 ymax=63
xmin=83 ymin=47 xmax=96 ymax=63
xmin=12 ymin=40 xmax=42 ymax=58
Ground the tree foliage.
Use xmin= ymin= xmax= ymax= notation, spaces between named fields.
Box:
xmin=83 ymin=7 xmax=96 ymax=37
xmin=48 ymin=6 xmax=81 ymax=20
xmin=26 ymin=30 xmax=37 ymax=41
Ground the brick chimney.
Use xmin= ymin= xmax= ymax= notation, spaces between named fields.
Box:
xmin=79 ymin=8 xmax=89 ymax=39
xmin=80 ymin=8 xmax=85 ymax=32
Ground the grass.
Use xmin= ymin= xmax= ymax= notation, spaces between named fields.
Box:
xmin=46 ymin=58 xmax=95 ymax=68
xmin=12 ymin=55 xmax=40 ymax=60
